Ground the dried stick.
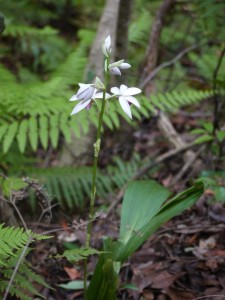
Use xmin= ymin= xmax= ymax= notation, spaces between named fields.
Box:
xmin=140 ymin=44 xmax=201 ymax=90
xmin=169 ymin=145 xmax=205 ymax=186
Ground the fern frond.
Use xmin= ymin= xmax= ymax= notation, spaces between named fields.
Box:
xmin=25 ymin=154 xmax=145 ymax=208
xmin=0 ymin=224 xmax=51 ymax=264
xmin=57 ymin=247 xmax=101 ymax=263
xmin=0 ymin=249 xmax=50 ymax=300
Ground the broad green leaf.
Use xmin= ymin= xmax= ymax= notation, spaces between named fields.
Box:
xmin=120 ymin=283 xmax=139 ymax=291
xmin=216 ymin=130 xmax=225 ymax=142
xmin=194 ymin=134 xmax=214 ymax=144
xmin=115 ymin=180 xmax=206 ymax=262
xmin=2 ymin=177 xmax=28 ymax=196
xmin=191 ymin=128 xmax=207 ymax=135
xmin=202 ymin=122 xmax=213 ymax=133
xmin=119 ymin=180 xmax=171 ymax=244
xmin=86 ymin=237 xmax=119 ymax=300
xmin=59 ymin=280 xmax=86 ymax=290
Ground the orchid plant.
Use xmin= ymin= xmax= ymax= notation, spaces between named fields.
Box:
xmin=68 ymin=36 xmax=206 ymax=300
xmin=69 ymin=35 xmax=141 ymax=293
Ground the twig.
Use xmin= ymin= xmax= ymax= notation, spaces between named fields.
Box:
xmin=3 ymin=190 xmax=31 ymax=300
xmin=169 ymin=145 xmax=205 ymax=186
xmin=140 ymin=44 xmax=201 ymax=90
xmin=3 ymin=241 xmax=31 ymax=300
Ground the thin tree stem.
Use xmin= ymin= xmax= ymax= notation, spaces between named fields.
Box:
xmin=83 ymin=56 xmax=109 ymax=297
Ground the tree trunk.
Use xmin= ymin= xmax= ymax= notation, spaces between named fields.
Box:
xmin=142 ymin=0 xmax=195 ymax=161
xmin=59 ymin=0 xmax=120 ymax=166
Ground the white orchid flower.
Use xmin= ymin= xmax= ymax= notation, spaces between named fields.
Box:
xmin=70 ymin=85 xmax=111 ymax=115
xmin=70 ymin=83 xmax=96 ymax=102
xmin=102 ymin=35 xmax=111 ymax=57
xmin=109 ymin=60 xmax=131 ymax=76
xmin=111 ymin=84 xmax=141 ymax=119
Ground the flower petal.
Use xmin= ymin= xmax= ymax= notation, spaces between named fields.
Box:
xmin=77 ymin=86 xmax=95 ymax=101
xmin=105 ymin=35 xmax=111 ymax=49
xmin=69 ymin=94 xmax=78 ymax=101
xmin=111 ymin=87 xmax=121 ymax=95
xmin=102 ymin=35 xmax=111 ymax=56
xmin=109 ymin=59 xmax=124 ymax=68
xmin=123 ymin=87 xmax=142 ymax=96
xmin=120 ymin=84 xmax=128 ymax=93
xmin=120 ymin=63 xmax=131 ymax=69
xmin=119 ymin=96 xmax=132 ymax=119
xmin=110 ymin=67 xmax=121 ymax=76
xmin=125 ymin=96 xmax=140 ymax=108
xmin=71 ymin=99 xmax=91 ymax=115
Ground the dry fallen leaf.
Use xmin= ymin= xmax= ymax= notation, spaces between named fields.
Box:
xmin=64 ymin=266 xmax=81 ymax=280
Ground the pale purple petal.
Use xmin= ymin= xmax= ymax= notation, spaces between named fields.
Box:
xmin=119 ymin=96 xmax=132 ymax=119
xmin=77 ymin=86 xmax=95 ymax=101
xmin=125 ymin=96 xmax=140 ymax=108
xmin=71 ymin=99 xmax=91 ymax=115
xmin=69 ymin=94 xmax=78 ymax=101
xmin=120 ymin=63 xmax=131 ymax=69
xmin=110 ymin=67 xmax=121 ymax=76
xmin=111 ymin=87 xmax=121 ymax=95
xmin=123 ymin=87 xmax=142 ymax=96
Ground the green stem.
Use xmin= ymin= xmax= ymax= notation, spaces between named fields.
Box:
xmin=84 ymin=56 xmax=110 ymax=297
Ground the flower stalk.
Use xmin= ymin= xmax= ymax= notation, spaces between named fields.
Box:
xmin=83 ymin=56 xmax=110 ymax=295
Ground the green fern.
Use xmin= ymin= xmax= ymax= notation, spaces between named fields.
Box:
xmin=57 ymin=247 xmax=101 ymax=263
xmin=0 ymin=29 xmax=92 ymax=153
xmin=0 ymin=224 xmax=51 ymax=264
xmin=0 ymin=249 xmax=50 ymax=300
xmin=0 ymin=224 xmax=51 ymax=299
xmin=24 ymin=154 xmax=145 ymax=208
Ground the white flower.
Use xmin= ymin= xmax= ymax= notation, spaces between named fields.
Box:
xmin=102 ymin=35 xmax=111 ymax=57
xmin=70 ymin=85 xmax=111 ymax=115
xmin=109 ymin=60 xmax=131 ymax=76
xmin=111 ymin=84 xmax=141 ymax=119
xmin=70 ymin=83 xmax=95 ymax=102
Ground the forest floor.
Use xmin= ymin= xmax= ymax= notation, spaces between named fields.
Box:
xmin=29 ymin=114 xmax=225 ymax=300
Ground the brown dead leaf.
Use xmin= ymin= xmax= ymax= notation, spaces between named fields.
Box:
xmin=142 ymin=290 xmax=154 ymax=300
xmin=64 ymin=267 xmax=81 ymax=280
xmin=167 ymin=287 xmax=195 ymax=300
xmin=150 ymin=271 xmax=175 ymax=289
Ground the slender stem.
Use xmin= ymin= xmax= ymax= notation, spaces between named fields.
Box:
xmin=83 ymin=56 xmax=110 ymax=297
